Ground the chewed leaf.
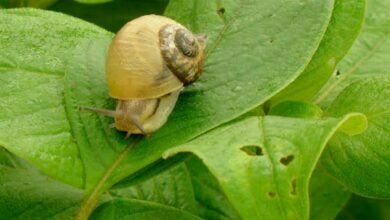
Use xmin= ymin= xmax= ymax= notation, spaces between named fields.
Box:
xmin=163 ymin=115 xmax=359 ymax=219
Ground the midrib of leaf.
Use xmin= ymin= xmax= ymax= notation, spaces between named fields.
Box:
xmin=205 ymin=0 xmax=243 ymax=58
xmin=315 ymin=33 xmax=388 ymax=104
xmin=75 ymin=139 xmax=141 ymax=220
xmin=62 ymin=91 xmax=88 ymax=189
xmin=259 ymin=117 xmax=287 ymax=219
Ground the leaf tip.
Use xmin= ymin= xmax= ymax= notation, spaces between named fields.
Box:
xmin=339 ymin=113 xmax=368 ymax=136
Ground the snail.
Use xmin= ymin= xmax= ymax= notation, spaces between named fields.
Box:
xmin=84 ymin=15 xmax=207 ymax=137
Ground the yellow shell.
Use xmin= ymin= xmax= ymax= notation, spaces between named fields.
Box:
xmin=106 ymin=15 xmax=203 ymax=100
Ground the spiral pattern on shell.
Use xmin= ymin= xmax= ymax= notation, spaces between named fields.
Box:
xmin=159 ymin=24 xmax=204 ymax=84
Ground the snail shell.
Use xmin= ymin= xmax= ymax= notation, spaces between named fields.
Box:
xmin=102 ymin=15 xmax=206 ymax=135
xmin=106 ymin=15 xmax=206 ymax=100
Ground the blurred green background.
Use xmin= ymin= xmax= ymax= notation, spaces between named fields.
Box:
xmin=0 ymin=0 xmax=169 ymax=32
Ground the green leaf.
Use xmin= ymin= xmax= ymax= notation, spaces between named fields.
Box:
xmin=269 ymin=0 xmax=365 ymax=105
xmin=315 ymin=0 xmax=390 ymax=106
xmin=0 ymin=165 xmax=84 ymax=219
xmin=163 ymin=115 xmax=364 ymax=219
xmin=309 ymin=166 xmax=351 ymax=220
xmin=321 ymin=78 xmax=390 ymax=198
xmin=0 ymin=9 xmax=114 ymax=188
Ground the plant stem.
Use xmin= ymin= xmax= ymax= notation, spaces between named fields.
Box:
xmin=75 ymin=137 xmax=142 ymax=220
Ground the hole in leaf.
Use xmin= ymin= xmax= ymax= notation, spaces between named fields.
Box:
xmin=268 ymin=192 xmax=276 ymax=198
xmin=217 ymin=7 xmax=226 ymax=15
xmin=280 ymin=154 xmax=294 ymax=166
xmin=336 ymin=70 xmax=341 ymax=76
xmin=241 ymin=145 xmax=264 ymax=156
xmin=291 ymin=178 xmax=297 ymax=195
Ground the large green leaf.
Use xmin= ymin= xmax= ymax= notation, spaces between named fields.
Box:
xmin=315 ymin=0 xmax=390 ymax=106
xmin=164 ymin=115 xmax=365 ymax=219
xmin=270 ymin=0 xmax=365 ymax=106
xmin=0 ymin=9 xmax=113 ymax=188
xmin=321 ymin=78 xmax=390 ymax=198
xmin=254 ymin=100 xmax=353 ymax=219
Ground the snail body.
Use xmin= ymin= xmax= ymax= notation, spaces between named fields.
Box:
xmin=87 ymin=15 xmax=206 ymax=136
